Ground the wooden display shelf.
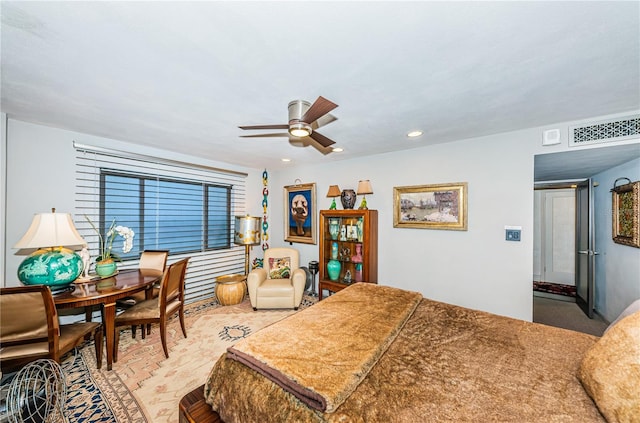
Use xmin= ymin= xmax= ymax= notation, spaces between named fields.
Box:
xmin=318 ymin=209 xmax=378 ymax=300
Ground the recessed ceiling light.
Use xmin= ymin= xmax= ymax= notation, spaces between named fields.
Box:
xmin=407 ymin=130 xmax=423 ymax=138
xmin=332 ymin=147 xmax=344 ymax=152
xmin=281 ymin=158 xmax=291 ymax=162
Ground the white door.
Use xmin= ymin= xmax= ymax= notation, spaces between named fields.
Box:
xmin=537 ymin=189 xmax=576 ymax=285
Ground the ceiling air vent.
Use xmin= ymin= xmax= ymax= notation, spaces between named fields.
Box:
xmin=569 ymin=115 xmax=639 ymax=147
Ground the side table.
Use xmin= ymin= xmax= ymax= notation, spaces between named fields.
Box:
xmin=215 ymin=274 xmax=247 ymax=306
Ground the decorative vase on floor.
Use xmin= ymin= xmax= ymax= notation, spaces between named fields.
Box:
xmin=215 ymin=274 xmax=247 ymax=306
xmin=327 ymin=259 xmax=341 ymax=281
xmin=95 ymin=260 xmax=117 ymax=277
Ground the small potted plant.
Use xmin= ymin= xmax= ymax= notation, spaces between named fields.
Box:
xmin=85 ymin=216 xmax=135 ymax=277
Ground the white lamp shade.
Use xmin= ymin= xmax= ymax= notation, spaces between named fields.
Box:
xmin=357 ymin=180 xmax=373 ymax=195
xmin=234 ymin=216 xmax=261 ymax=245
xmin=14 ymin=212 xmax=86 ymax=249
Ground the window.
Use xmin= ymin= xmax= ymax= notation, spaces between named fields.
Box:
xmin=75 ymin=143 xmax=248 ymax=303
xmin=101 ymin=171 xmax=231 ymax=257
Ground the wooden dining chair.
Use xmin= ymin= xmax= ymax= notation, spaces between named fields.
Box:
xmin=138 ymin=249 xmax=170 ymax=273
xmin=119 ymin=250 xmax=169 ymax=305
xmin=114 ymin=257 xmax=190 ymax=360
xmin=0 ymin=285 xmax=103 ymax=372
xmin=115 ymin=249 xmax=169 ymax=336
xmin=86 ymin=250 xmax=169 ymax=325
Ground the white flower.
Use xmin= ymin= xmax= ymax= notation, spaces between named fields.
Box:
xmin=85 ymin=216 xmax=136 ymax=261
xmin=115 ymin=226 xmax=135 ymax=253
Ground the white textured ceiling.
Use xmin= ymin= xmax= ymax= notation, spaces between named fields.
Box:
xmin=1 ymin=1 xmax=639 ymax=177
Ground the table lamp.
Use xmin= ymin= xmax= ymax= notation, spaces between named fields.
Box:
xmin=14 ymin=208 xmax=86 ymax=289
xmin=234 ymin=215 xmax=262 ymax=276
xmin=326 ymin=185 xmax=341 ymax=209
xmin=357 ymin=180 xmax=373 ymax=210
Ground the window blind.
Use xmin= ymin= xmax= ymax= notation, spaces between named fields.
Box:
xmin=74 ymin=142 xmax=248 ymax=303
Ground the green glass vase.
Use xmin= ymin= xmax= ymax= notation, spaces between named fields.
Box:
xmin=329 ymin=219 xmax=340 ymax=240
xmin=327 ymin=259 xmax=341 ymax=281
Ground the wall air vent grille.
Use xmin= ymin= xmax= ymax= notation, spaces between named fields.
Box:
xmin=569 ymin=115 xmax=639 ymax=147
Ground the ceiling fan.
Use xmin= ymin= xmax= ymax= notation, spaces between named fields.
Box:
xmin=239 ymin=96 xmax=339 ymax=155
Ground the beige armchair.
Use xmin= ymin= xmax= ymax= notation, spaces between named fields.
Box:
xmin=247 ymin=247 xmax=306 ymax=310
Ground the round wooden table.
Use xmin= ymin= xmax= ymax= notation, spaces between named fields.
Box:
xmin=53 ymin=269 xmax=161 ymax=370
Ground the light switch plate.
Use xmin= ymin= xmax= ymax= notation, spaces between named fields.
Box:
xmin=506 ymin=229 xmax=521 ymax=241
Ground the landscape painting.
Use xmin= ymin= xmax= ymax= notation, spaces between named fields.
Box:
xmin=393 ymin=182 xmax=468 ymax=230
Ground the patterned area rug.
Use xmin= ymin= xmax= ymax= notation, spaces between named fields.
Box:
xmin=60 ymin=295 xmax=317 ymax=422
xmin=533 ymin=281 xmax=576 ymax=297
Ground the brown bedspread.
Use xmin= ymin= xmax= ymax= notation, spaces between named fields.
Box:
xmin=205 ymin=287 xmax=605 ymax=423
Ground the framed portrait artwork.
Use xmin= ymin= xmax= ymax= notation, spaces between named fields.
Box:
xmin=284 ymin=182 xmax=317 ymax=244
xmin=611 ymin=179 xmax=639 ymax=248
xmin=393 ymin=182 xmax=468 ymax=230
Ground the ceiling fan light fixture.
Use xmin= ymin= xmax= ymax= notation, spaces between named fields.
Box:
xmin=288 ymin=100 xmax=313 ymax=137
xmin=288 ymin=100 xmax=311 ymax=119
xmin=289 ymin=122 xmax=312 ymax=138
xmin=240 ymin=97 xmax=338 ymax=154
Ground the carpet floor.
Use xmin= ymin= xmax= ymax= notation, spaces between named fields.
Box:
xmin=533 ymin=296 xmax=609 ymax=337
xmin=60 ymin=295 xmax=317 ymax=423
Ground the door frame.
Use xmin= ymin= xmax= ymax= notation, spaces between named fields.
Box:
xmin=533 ymin=180 xmax=596 ymax=318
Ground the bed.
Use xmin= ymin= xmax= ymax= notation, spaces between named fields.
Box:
xmin=179 ymin=283 xmax=640 ymax=423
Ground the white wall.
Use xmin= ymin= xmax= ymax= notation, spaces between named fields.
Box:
xmin=266 ymin=111 xmax=640 ymax=321
xmin=1 ymin=113 xmax=6 ymax=284
xmin=593 ymin=158 xmax=640 ymax=322
xmin=4 ymin=112 xmax=639 ymax=322
xmin=3 ymin=119 xmax=264 ymax=287
xmin=268 ymin=130 xmax=536 ymax=320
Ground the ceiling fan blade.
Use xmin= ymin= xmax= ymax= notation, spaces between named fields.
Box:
xmin=309 ymin=130 xmax=336 ymax=148
xmin=288 ymin=136 xmax=333 ymax=155
xmin=240 ymin=133 xmax=290 ymax=138
xmin=311 ymin=113 xmax=337 ymax=130
xmin=300 ymin=96 xmax=338 ymax=124
xmin=238 ymin=124 xmax=288 ymax=130
xmin=310 ymin=140 xmax=334 ymax=155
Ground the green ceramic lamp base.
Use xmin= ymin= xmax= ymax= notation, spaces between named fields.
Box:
xmin=18 ymin=247 xmax=83 ymax=287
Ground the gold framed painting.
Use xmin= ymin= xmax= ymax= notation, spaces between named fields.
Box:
xmin=612 ymin=179 xmax=639 ymax=248
xmin=284 ymin=182 xmax=317 ymax=244
xmin=393 ymin=182 xmax=468 ymax=230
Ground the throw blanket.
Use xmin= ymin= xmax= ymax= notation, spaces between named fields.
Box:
xmin=226 ymin=283 xmax=422 ymax=412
